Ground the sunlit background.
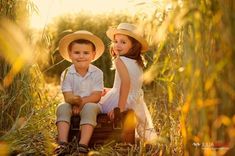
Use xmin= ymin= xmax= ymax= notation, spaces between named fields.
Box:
xmin=30 ymin=0 xmax=142 ymax=29
xmin=30 ymin=0 xmax=173 ymax=29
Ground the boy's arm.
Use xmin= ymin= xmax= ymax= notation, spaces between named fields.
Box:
xmin=80 ymin=68 xmax=103 ymax=105
xmin=81 ymin=91 xmax=102 ymax=105
xmin=61 ymin=69 xmax=82 ymax=105
xmin=63 ymin=91 xmax=82 ymax=106
xmin=63 ymin=91 xmax=102 ymax=106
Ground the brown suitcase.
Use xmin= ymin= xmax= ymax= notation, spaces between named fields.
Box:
xmin=68 ymin=108 xmax=137 ymax=147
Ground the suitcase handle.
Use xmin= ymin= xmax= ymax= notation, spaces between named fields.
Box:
xmin=113 ymin=107 xmax=122 ymax=129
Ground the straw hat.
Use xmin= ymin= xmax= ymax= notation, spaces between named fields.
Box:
xmin=106 ymin=23 xmax=148 ymax=52
xmin=59 ymin=30 xmax=105 ymax=62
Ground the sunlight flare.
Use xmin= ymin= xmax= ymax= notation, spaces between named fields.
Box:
xmin=0 ymin=18 xmax=33 ymax=87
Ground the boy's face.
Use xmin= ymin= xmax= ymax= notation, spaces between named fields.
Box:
xmin=68 ymin=43 xmax=96 ymax=71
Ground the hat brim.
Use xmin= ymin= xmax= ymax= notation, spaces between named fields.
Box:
xmin=59 ymin=33 xmax=104 ymax=62
xmin=106 ymin=28 xmax=148 ymax=53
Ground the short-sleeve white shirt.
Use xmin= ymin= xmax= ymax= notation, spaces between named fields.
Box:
xmin=61 ymin=64 xmax=104 ymax=97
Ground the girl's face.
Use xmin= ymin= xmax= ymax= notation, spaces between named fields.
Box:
xmin=69 ymin=43 xmax=95 ymax=71
xmin=113 ymin=34 xmax=132 ymax=56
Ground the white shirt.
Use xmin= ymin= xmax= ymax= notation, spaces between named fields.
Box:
xmin=61 ymin=64 xmax=103 ymax=97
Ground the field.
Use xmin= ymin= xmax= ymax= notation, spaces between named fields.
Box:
xmin=0 ymin=0 xmax=235 ymax=155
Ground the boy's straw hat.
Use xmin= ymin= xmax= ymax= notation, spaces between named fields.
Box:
xmin=106 ymin=23 xmax=148 ymax=52
xmin=59 ymin=30 xmax=105 ymax=62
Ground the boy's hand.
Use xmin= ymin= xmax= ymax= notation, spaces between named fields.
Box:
xmin=63 ymin=92 xmax=82 ymax=106
xmin=72 ymin=105 xmax=81 ymax=115
xmin=73 ymin=95 xmax=82 ymax=106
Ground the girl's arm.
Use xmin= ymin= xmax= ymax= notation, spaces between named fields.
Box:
xmin=115 ymin=57 xmax=130 ymax=112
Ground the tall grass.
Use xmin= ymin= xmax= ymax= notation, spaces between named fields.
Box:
xmin=138 ymin=0 xmax=235 ymax=155
xmin=0 ymin=0 xmax=33 ymax=134
xmin=0 ymin=0 xmax=57 ymax=155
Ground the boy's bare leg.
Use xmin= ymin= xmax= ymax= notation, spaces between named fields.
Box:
xmin=79 ymin=124 xmax=94 ymax=145
xmin=57 ymin=121 xmax=70 ymax=143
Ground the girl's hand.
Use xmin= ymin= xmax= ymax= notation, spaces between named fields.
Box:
xmin=108 ymin=110 xmax=114 ymax=120
xmin=101 ymin=88 xmax=111 ymax=96
xmin=114 ymin=50 xmax=120 ymax=58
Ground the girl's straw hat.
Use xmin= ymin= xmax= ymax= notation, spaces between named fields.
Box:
xmin=106 ymin=23 xmax=148 ymax=52
xmin=59 ymin=30 xmax=105 ymax=62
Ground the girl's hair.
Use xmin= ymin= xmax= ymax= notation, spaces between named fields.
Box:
xmin=68 ymin=39 xmax=96 ymax=51
xmin=110 ymin=36 xmax=144 ymax=68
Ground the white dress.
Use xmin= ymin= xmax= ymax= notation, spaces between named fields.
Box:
xmin=99 ymin=56 xmax=157 ymax=141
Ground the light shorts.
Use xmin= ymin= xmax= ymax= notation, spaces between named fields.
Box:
xmin=56 ymin=102 xmax=100 ymax=126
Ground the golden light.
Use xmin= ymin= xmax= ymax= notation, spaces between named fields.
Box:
xmin=0 ymin=18 xmax=33 ymax=87
xmin=30 ymin=0 xmax=138 ymax=29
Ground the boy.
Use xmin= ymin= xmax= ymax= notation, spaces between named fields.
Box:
xmin=55 ymin=30 xmax=104 ymax=154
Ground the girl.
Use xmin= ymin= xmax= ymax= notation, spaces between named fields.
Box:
xmin=99 ymin=23 xmax=157 ymax=141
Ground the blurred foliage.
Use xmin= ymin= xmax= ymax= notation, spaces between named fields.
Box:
xmin=140 ymin=0 xmax=235 ymax=155
xmin=1 ymin=84 xmax=57 ymax=155
xmin=0 ymin=0 xmax=36 ymax=133
xmin=180 ymin=0 xmax=235 ymax=155
xmin=0 ymin=0 xmax=56 ymax=155
xmin=0 ymin=0 xmax=17 ymax=20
